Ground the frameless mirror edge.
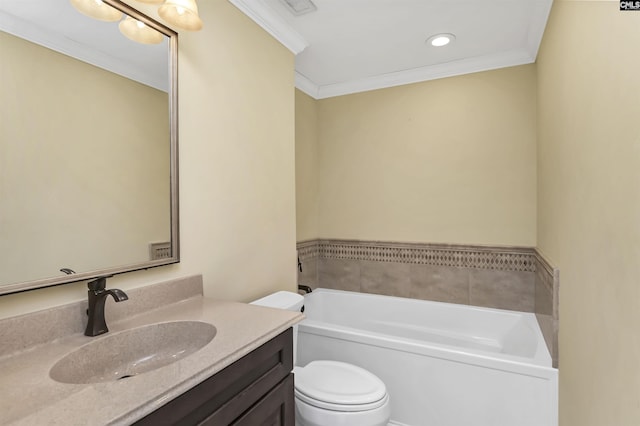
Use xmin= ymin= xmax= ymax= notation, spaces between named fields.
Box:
xmin=0 ymin=1 xmax=179 ymax=296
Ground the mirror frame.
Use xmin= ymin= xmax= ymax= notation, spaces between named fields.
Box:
xmin=0 ymin=0 xmax=179 ymax=295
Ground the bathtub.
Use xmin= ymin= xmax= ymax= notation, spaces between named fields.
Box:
xmin=296 ymin=289 xmax=558 ymax=426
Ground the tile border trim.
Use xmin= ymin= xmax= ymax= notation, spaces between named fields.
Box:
xmin=298 ymin=239 xmax=536 ymax=272
xmin=534 ymin=250 xmax=557 ymax=294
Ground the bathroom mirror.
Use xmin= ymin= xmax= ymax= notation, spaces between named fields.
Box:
xmin=0 ymin=0 xmax=179 ymax=295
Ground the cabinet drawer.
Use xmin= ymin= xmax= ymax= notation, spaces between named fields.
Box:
xmin=134 ymin=328 xmax=293 ymax=426
xmin=213 ymin=373 xmax=294 ymax=426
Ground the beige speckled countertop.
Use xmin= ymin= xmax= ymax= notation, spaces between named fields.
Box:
xmin=0 ymin=294 xmax=303 ymax=425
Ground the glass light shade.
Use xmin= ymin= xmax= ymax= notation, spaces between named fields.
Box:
xmin=159 ymin=0 xmax=203 ymax=31
xmin=70 ymin=0 xmax=122 ymax=22
xmin=431 ymin=36 xmax=450 ymax=47
xmin=119 ymin=16 xmax=164 ymax=44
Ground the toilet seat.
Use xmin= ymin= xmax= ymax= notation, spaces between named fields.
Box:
xmin=294 ymin=361 xmax=388 ymax=412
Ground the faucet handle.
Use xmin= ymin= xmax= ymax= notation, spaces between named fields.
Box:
xmin=87 ymin=276 xmax=113 ymax=292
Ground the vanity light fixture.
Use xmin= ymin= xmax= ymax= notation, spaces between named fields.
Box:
xmin=119 ymin=16 xmax=164 ymax=44
xmin=71 ymin=0 xmax=203 ymax=45
xmin=158 ymin=0 xmax=203 ymax=31
xmin=69 ymin=0 xmax=122 ymax=22
xmin=427 ymin=33 xmax=456 ymax=47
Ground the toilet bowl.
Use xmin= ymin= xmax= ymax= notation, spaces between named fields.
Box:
xmin=250 ymin=291 xmax=391 ymax=426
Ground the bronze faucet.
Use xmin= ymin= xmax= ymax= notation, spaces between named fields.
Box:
xmin=84 ymin=276 xmax=128 ymax=336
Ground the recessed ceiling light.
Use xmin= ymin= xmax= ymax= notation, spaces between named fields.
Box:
xmin=427 ymin=33 xmax=456 ymax=47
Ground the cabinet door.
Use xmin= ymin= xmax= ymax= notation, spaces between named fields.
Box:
xmin=228 ymin=374 xmax=294 ymax=426
xmin=133 ymin=328 xmax=293 ymax=426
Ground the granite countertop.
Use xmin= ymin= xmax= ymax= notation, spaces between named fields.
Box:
xmin=0 ymin=295 xmax=303 ymax=425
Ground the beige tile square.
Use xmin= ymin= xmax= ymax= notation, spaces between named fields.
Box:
xmin=298 ymin=257 xmax=318 ymax=289
xmin=469 ymin=269 xmax=535 ymax=312
xmin=535 ymin=269 xmax=553 ymax=316
xmin=317 ymin=258 xmax=360 ymax=292
xmin=360 ymin=260 xmax=412 ymax=298
xmin=409 ymin=264 xmax=470 ymax=305
xmin=552 ymin=317 xmax=559 ymax=368
xmin=536 ymin=313 xmax=553 ymax=360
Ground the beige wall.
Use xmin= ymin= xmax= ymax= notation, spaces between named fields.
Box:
xmin=0 ymin=32 xmax=170 ymax=285
xmin=313 ymin=66 xmax=537 ymax=246
xmin=537 ymin=1 xmax=640 ymax=424
xmin=295 ymin=89 xmax=319 ymax=241
xmin=0 ymin=0 xmax=296 ymax=318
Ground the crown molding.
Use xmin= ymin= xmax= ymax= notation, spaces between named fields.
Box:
xmin=294 ymin=72 xmax=320 ymax=98
xmin=228 ymin=0 xmax=308 ymax=54
xmin=299 ymin=49 xmax=534 ymax=99
xmin=232 ymin=0 xmax=551 ymax=99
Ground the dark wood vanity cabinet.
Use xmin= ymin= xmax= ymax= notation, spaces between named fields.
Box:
xmin=134 ymin=328 xmax=294 ymax=426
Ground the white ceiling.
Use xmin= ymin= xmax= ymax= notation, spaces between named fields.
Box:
xmin=230 ymin=0 xmax=553 ymax=99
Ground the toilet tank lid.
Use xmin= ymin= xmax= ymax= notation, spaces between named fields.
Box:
xmin=250 ymin=291 xmax=304 ymax=311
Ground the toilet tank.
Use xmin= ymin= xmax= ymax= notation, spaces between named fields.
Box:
xmin=250 ymin=291 xmax=304 ymax=312
xmin=250 ymin=291 xmax=304 ymax=365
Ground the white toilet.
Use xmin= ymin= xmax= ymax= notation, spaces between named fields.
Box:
xmin=251 ymin=291 xmax=391 ymax=426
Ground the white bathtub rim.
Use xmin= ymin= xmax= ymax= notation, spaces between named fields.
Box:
xmin=305 ymin=288 xmax=552 ymax=364
xmin=301 ymin=288 xmax=554 ymax=372
xmin=298 ymin=321 xmax=556 ymax=380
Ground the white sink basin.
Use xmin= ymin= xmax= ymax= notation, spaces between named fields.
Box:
xmin=50 ymin=321 xmax=216 ymax=384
